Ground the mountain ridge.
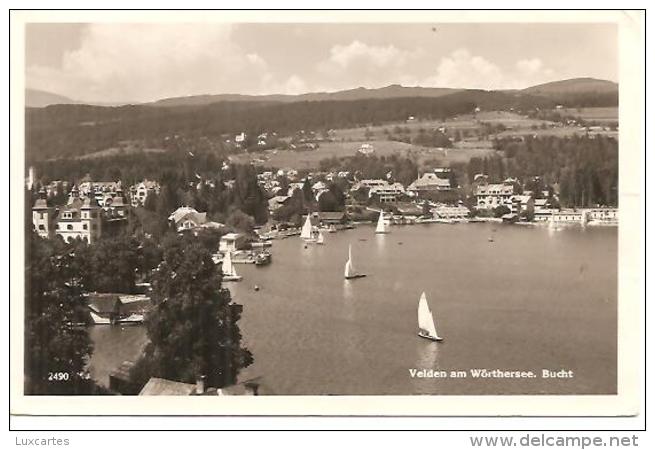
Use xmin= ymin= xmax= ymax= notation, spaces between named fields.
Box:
xmin=26 ymin=77 xmax=617 ymax=108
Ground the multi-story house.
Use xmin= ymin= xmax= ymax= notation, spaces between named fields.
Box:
xmin=32 ymin=184 xmax=128 ymax=243
xmin=129 ymin=180 xmax=161 ymax=207
xmin=475 ymin=183 xmax=515 ymax=210
xmin=407 ymin=173 xmax=451 ymax=196
xmin=55 ymin=187 xmax=103 ymax=244
xmin=32 ymin=188 xmax=55 ymax=239
xmin=168 ymin=206 xmax=224 ymax=233
xmin=369 ymin=182 xmax=406 ymax=203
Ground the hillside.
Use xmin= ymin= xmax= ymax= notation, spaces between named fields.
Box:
xmin=521 ymin=78 xmax=618 ymax=107
xmin=26 ymin=90 xmax=558 ymax=162
xmin=25 ymin=89 xmax=77 ymax=108
xmin=151 ymin=85 xmax=461 ymax=107
xmin=24 ymin=78 xmax=619 ymax=163
xmin=522 ymin=77 xmax=617 ymax=96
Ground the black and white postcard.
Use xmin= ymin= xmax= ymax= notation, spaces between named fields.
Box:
xmin=9 ymin=9 xmax=645 ymax=417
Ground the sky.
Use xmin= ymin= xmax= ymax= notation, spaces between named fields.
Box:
xmin=25 ymin=23 xmax=618 ymax=103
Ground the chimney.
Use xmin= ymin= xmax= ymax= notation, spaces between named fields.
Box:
xmin=195 ymin=375 xmax=206 ymax=394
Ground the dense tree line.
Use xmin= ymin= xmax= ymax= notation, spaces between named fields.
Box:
xmin=32 ymin=148 xmax=226 ymax=188
xmin=464 ymin=135 xmax=618 ymax=207
xmin=319 ymin=154 xmax=418 ymax=187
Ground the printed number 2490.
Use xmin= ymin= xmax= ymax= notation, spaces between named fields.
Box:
xmin=48 ymin=372 xmax=70 ymax=381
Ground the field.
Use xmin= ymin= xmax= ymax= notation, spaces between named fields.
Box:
xmin=229 ymin=110 xmax=561 ymax=169
xmin=230 ymin=139 xmax=499 ymax=170
xmin=70 ymin=108 xmax=617 ymax=170
xmin=328 ymin=110 xmax=554 ymax=142
xmin=557 ymin=107 xmax=618 ymax=123
xmin=76 ymin=143 xmax=166 ymax=160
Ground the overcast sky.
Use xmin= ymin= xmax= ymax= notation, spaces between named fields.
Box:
xmin=25 ymin=23 xmax=618 ymax=103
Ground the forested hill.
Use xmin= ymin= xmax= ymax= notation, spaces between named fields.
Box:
xmin=27 ymin=90 xmax=555 ymax=162
xmin=26 ymin=79 xmax=618 ymax=162
xmin=150 ymin=84 xmax=461 ymax=107
xmin=519 ymin=78 xmax=618 ymax=107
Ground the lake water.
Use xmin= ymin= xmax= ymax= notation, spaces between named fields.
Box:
xmin=89 ymin=222 xmax=617 ymax=395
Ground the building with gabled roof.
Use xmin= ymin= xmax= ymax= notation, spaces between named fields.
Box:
xmin=130 ymin=180 xmax=161 ymax=207
xmin=475 ymin=183 xmax=515 ymax=210
xmin=168 ymin=206 xmax=224 ymax=233
xmin=139 ymin=377 xmax=197 ymax=396
xmin=407 ymin=173 xmax=451 ymax=195
xmin=55 ymin=188 xmax=103 ymax=243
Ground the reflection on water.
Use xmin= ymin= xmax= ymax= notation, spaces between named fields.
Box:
xmin=415 ymin=338 xmax=439 ymax=368
xmin=232 ymin=223 xmax=617 ymax=395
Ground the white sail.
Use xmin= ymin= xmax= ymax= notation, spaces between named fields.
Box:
xmin=222 ymin=251 xmax=237 ymax=277
xmin=317 ymin=231 xmax=324 ymax=244
xmin=344 ymin=244 xmax=356 ymax=278
xmin=375 ymin=210 xmax=388 ymax=233
xmin=301 ymin=214 xmax=313 ymax=240
xmin=418 ymin=292 xmax=440 ymax=339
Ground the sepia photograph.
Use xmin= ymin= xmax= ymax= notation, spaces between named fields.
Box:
xmin=9 ymin=9 xmax=644 ymax=418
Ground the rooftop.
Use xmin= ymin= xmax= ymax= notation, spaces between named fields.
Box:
xmin=139 ymin=377 xmax=197 ymax=396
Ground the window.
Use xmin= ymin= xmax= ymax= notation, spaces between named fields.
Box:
xmin=38 ymin=225 xmax=45 ymax=230
xmin=91 ymin=224 xmax=97 ymax=230
xmin=83 ymin=224 xmax=88 ymax=230
xmin=67 ymin=224 xmax=73 ymax=230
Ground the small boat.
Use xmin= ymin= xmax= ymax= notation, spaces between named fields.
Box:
xmin=375 ymin=210 xmax=390 ymax=234
xmin=488 ymin=237 xmax=494 ymax=242
xmin=344 ymin=244 xmax=366 ymax=280
xmin=254 ymin=285 xmax=260 ymax=292
xmin=300 ymin=214 xmax=316 ymax=242
xmin=89 ymin=311 xmax=111 ymax=325
xmin=254 ymin=251 xmax=272 ymax=266
xmin=417 ymin=292 xmax=443 ymax=342
xmin=221 ymin=251 xmax=243 ymax=282
xmin=316 ymin=231 xmax=325 ymax=245
xmin=116 ymin=313 xmax=144 ymax=325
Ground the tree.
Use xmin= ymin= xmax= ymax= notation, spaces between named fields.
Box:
xmin=318 ymin=189 xmax=343 ymax=212
xmin=302 ymin=178 xmax=314 ymax=205
xmin=130 ymin=235 xmax=252 ymax=389
xmin=422 ymin=200 xmax=431 ymax=217
xmin=493 ymin=205 xmax=511 ymax=218
xmin=25 ymin=234 xmax=97 ymax=394
xmin=226 ymin=209 xmax=255 ymax=233
xmin=82 ymin=236 xmax=139 ymax=293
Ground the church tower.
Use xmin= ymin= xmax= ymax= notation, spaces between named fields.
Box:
xmin=32 ymin=187 xmax=52 ymax=238
xmin=80 ymin=190 xmax=102 ymax=244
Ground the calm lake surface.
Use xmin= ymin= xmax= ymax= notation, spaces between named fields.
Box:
xmin=89 ymin=223 xmax=617 ymax=395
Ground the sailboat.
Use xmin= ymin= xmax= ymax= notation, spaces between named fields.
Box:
xmin=417 ymin=292 xmax=443 ymax=341
xmin=375 ymin=210 xmax=389 ymax=234
xmin=300 ymin=214 xmax=316 ymax=242
xmin=316 ymin=230 xmax=325 ymax=245
xmin=344 ymin=244 xmax=366 ymax=280
xmin=221 ymin=251 xmax=242 ymax=282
